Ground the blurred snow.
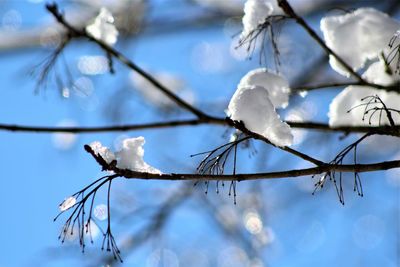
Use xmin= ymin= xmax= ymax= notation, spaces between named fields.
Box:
xmin=241 ymin=0 xmax=274 ymax=38
xmin=321 ymin=8 xmax=400 ymax=77
xmin=329 ymin=58 xmax=400 ymax=126
xmin=51 ymin=119 xmax=78 ymax=150
xmin=86 ymin=7 xmax=118 ymax=46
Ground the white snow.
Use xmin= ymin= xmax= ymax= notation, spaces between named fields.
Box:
xmin=228 ymin=85 xmax=293 ymax=147
xmin=329 ymin=58 xmax=400 ymax=127
xmin=238 ymin=68 xmax=291 ymax=108
xmin=241 ymin=0 xmax=274 ymax=38
xmin=320 ymin=8 xmax=400 ymax=77
xmin=362 ymin=59 xmax=400 ymax=86
xmin=89 ymin=137 xmax=161 ymax=174
xmin=85 ymin=7 xmax=118 ymax=46
xmin=59 ymin=196 xmax=77 ymax=211
xmin=89 ymin=141 xmax=116 ymax=164
xmin=130 ymin=71 xmax=195 ymax=109
xmin=115 ymin=137 xmax=161 ymax=174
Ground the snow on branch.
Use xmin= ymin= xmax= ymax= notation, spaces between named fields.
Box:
xmin=329 ymin=44 xmax=400 ymax=127
xmin=320 ymin=8 xmax=400 ymax=77
xmin=238 ymin=0 xmax=288 ymax=65
xmin=52 ymin=137 xmax=400 ymax=260
xmin=227 ymin=68 xmax=293 ymax=147
xmin=228 ymin=86 xmax=293 ymax=147
xmin=89 ymin=137 xmax=161 ymax=174
xmin=40 ymin=1 xmax=400 ymax=261
xmin=85 ymin=8 xmax=118 ymax=46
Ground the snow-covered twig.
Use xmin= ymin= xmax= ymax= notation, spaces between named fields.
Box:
xmin=278 ymin=0 xmax=400 ymax=93
xmin=84 ymin=143 xmax=400 ymax=181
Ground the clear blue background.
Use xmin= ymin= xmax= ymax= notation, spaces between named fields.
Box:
xmin=0 ymin=1 xmax=399 ymax=266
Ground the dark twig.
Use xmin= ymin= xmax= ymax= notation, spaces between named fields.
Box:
xmin=292 ymin=81 xmax=400 ymax=93
xmin=1 ymin=119 xmax=400 ymax=136
xmin=45 ymin=3 xmax=208 ymax=119
xmin=313 ymin=133 xmax=371 ymax=204
xmin=92 ymin=183 xmax=193 ymax=266
xmin=237 ymin=15 xmax=289 ymax=67
xmin=277 ymin=0 xmax=364 ymax=82
xmin=54 ymin=174 xmax=121 ymax=260
xmin=224 ymin=118 xmax=324 ymax=166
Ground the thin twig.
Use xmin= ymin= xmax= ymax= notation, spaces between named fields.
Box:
xmin=292 ymin=81 xmax=400 ymax=93
xmin=1 ymin=119 xmax=399 ymax=136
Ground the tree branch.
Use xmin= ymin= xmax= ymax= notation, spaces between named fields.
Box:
xmin=0 ymin=119 xmax=222 ymax=133
xmin=84 ymin=144 xmax=400 ymax=181
xmin=224 ymin=118 xmax=324 ymax=166
xmin=292 ymin=81 xmax=400 ymax=93
xmin=43 ymin=2 xmax=400 ymax=169
xmin=1 ymin=119 xmax=399 ymax=136
xmin=277 ymin=0 xmax=364 ymax=82
xmin=277 ymin=0 xmax=400 ymax=93
xmin=45 ymin=3 xmax=208 ymax=119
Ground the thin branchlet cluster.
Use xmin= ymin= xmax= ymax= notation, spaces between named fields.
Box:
xmin=348 ymin=95 xmax=399 ymax=127
xmin=314 ymin=96 xmax=399 ymax=203
xmin=386 ymin=30 xmax=400 ymax=74
xmin=313 ymin=133 xmax=368 ymax=204
xmin=191 ymin=134 xmax=252 ymax=204
xmin=30 ymin=38 xmax=74 ymax=94
xmin=54 ymin=174 xmax=123 ymax=262
xmin=101 ymin=179 xmax=122 ymax=262
xmin=237 ymin=15 xmax=288 ymax=67
xmin=33 ymin=3 xmax=116 ymax=95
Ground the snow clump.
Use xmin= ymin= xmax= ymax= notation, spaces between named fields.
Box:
xmin=86 ymin=7 xmax=118 ymax=46
xmin=89 ymin=137 xmax=161 ymax=173
xmin=320 ymin=8 xmax=400 ymax=77
xmin=227 ymin=68 xmax=293 ymax=147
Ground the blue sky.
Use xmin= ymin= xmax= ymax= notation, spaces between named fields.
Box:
xmin=0 ymin=1 xmax=399 ymax=267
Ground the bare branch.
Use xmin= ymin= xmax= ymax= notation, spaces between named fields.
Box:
xmin=45 ymin=3 xmax=208 ymax=119
xmin=84 ymin=144 xmax=400 ymax=181
xmin=292 ymin=81 xmax=400 ymax=93
xmin=1 ymin=119 xmax=399 ymax=136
